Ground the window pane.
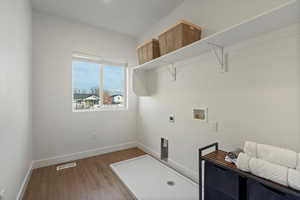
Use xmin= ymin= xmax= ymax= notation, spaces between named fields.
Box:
xmin=72 ymin=60 xmax=100 ymax=111
xmin=103 ymin=65 xmax=125 ymax=106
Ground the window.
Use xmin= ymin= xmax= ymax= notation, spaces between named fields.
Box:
xmin=72 ymin=54 xmax=127 ymax=111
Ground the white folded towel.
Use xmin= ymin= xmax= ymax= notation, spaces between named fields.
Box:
xmin=288 ymin=169 xmax=300 ymax=191
xmin=249 ymin=158 xmax=288 ymax=186
xmin=236 ymin=153 xmax=251 ymax=172
xmin=244 ymin=141 xmax=257 ymax=158
xmin=257 ymin=144 xmax=298 ymax=169
xmin=297 ymin=153 xmax=300 ymax=171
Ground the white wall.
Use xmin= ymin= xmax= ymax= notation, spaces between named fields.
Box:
xmin=137 ymin=0 xmax=300 ymax=180
xmin=139 ymin=0 xmax=291 ymax=42
xmin=32 ymin=12 xmax=138 ymax=161
xmin=0 ymin=0 xmax=32 ymax=199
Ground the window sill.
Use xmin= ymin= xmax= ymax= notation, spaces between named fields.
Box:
xmin=72 ymin=106 xmax=128 ymax=113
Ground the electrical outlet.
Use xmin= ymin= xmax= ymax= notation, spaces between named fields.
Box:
xmin=0 ymin=189 xmax=6 ymax=199
xmin=169 ymin=115 xmax=175 ymax=123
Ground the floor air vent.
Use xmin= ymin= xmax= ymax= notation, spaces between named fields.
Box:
xmin=167 ymin=181 xmax=175 ymax=186
xmin=56 ymin=162 xmax=77 ymax=171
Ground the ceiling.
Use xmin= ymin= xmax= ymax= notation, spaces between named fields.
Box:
xmin=31 ymin=0 xmax=184 ymax=38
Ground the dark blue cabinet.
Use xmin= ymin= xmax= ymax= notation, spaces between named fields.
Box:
xmin=199 ymin=144 xmax=300 ymax=200
xmin=205 ymin=162 xmax=240 ymax=200
xmin=203 ymin=161 xmax=300 ymax=200
xmin=205 ymin=185 xmax=237 ymax=200
xmin=247 ymin=179 xmax=300 ymax=200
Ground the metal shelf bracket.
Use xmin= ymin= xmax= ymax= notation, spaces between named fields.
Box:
xmin=160 ymin=60 xmax=176 ymax=81
xmin=207 ymin=42 xmax=226 ymax=73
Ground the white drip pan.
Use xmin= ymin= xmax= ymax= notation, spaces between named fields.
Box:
xmin=111 ymin=155 xmax=198 ymax=200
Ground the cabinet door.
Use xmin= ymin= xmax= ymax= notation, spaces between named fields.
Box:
xmin=205 ymin=162 xmax=240 ymax=200
xmin=205 ymin=186 xmax=236 ymax=200
xmin=247 ymin=179 xmax=299 ymax=200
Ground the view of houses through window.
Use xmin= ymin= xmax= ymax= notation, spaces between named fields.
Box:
xmin=72 ymin=57 xmax=126 ymax=111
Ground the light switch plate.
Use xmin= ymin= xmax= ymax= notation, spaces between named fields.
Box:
xmin=209 ymin=122 xmax=218 ymax=132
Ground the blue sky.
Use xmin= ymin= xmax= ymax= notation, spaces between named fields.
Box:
xmin=72 ymin=60 xmax=124 ymax=94
xmin=103 ymin=65 xmax=125 ymax=93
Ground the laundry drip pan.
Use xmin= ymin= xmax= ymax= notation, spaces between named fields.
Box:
xmin=110 ymin=155 xmax=198 ymax=200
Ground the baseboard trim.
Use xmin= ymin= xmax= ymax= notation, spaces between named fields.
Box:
xmin=137 ymin=142 xmax=199 ymax=183
xmin=33 ymin=141 xmax=138 ymax=169
xmin=17 ymin=162 xmax=33 ymax=200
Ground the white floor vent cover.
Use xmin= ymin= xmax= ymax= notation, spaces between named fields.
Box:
xmin=111 ymin=155 xmax=198 ymax=200
xmin=56 ymin=162 xmax=77 ymax=171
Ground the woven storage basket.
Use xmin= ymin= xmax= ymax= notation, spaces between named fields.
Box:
xmin=137 ymin=39 xmax=160 ymax=65
xmin=158 ymin=20 xmax=201 ymax=56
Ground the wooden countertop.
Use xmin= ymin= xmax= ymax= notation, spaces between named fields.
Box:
xmin=202 ymin=150 xmax=237 ymax=169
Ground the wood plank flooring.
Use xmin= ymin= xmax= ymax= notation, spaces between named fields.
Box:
xmin=23 ymin=148 xmax=146 ymax=200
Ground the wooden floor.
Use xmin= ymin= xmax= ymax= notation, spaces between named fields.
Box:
xmin=23 ymin=148 xmax=146 ymax=200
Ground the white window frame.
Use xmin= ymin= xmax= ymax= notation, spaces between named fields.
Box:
xmin=72 ymin=53 xmax=128 ymax=112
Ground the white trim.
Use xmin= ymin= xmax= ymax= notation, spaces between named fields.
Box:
xmin=17 ymin=162 xmax=33 ymax=200
xmin=72 ymin=106 xmax=128 ymax=113
xmin=33 ymin=142 xmax=138 ymax=169
xmin=137 ymin=142 xmax=199 ymax=183
xmin=72 ymin=52 xmax=128 ymax=67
